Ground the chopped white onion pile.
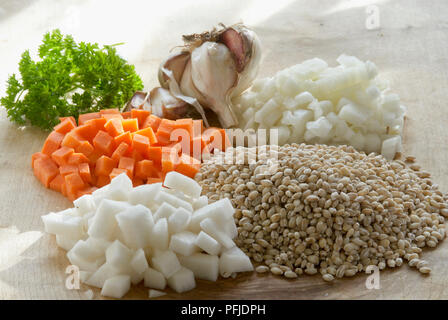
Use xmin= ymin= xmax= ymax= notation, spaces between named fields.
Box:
xmin=233 ymin=54 xmax=406 ymax=159
xmin=42 ymin=172 xmax=253 ymax=299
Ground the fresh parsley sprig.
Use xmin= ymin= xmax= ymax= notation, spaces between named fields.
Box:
xmin=1 ymin=29 xmax=143 ymax=130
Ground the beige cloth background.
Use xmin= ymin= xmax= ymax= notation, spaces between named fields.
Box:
xmin=1 ymin=0 xmax=448 ymax=299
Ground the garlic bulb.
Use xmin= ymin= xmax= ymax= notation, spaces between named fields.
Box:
xmin=158 ymin=23 xmax=262 ymax=128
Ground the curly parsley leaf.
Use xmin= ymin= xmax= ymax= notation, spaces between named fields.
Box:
xmin=1 ymin=29 xmax=143 ymax=130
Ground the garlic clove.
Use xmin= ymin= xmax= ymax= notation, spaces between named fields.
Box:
xmin=149 ymin=87 xmax=189 ymax=120
xmin=158 ymin=52 xmax=191 ymax=90
xmin=220 ymin=28 xmax=248 ymax=73
xmin=180 ymin=60 xmax=209 ymax=108
xmin=190 ymin=42 xmax=238 ymax=128
xmin=229 ymin=27 xmax=262 ymax=97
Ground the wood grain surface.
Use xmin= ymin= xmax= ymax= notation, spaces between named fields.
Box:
xmin=1 ymin=0 xmax=448 ymax=300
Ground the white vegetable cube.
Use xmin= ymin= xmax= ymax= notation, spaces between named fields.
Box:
xmin=67 ymin=250 xmax=102 ymax=273
xmin=302 ymin=57 xmax=329 ymax=73
xmin=195 ymin=231 xmax=221 ymax=256
xmin=154 ymin=202 xmax=176 ymax=221
xmin=308 ymin=100 xmax=332 ymax=120
xmin=128 ymin=183 xmax=162 ymax=208
xmin=294 ymin=91 xmax=314 ymax=107
xmin=381 ymin=135 xmax=402 ymax=160
xmin=349 ymin=133 xmax=365 ymax=151
xmin=169 ymin=231 xmax=198 ymax=256
xmin=70 ymin=239 xmax=105 ymax=262
xmin=241 ymin=107 xmax=255 ymax=123
xmin=165 ymin=189 xmax=194 ymax=204
xmin=219 ymin=247 xmax=254 ymax=278
xmin=105 ymin=240 xmax=133 ymax=271
xmin=336 ymin=97 xmax=352 ymax=113
xmin=192 ymin=196 xmax=208 ymax=210
xmin=154 ymin=190 xmax=193 ymax=212
xmin=282 ymin=109 xmax=313 ymax=135
xmin=42 ymin=212 xmax=84 ymax=239
xmin=306 ymin=117 xmax=333 ymax=139
xmin=339 ymin=102 xmax=369 ymax=126
xmin=319 ymin=100 xmax=334 ymax=115
xmin=130 ymin=270 xmax=144 ymax=285
xmin=254 ymin=98 xmax=282 ymax=127
xmin=167 ymin=267 xmax=196 ymax=293
xmin=144 ymin=267 xmax=166 ymax=290
xmin=91 ymin=185 xmax=110 ymax=207
xmin=106 ymin=173 xmax=133 ymax=201
xmin=56 ymin=234 xmax=80 ymax=251
xmin=149 ymin=289 xmax=166 ymax=298
xmin=222 ymin=219 xmax=238 ymax=239
xmin=277 ymin=75 xmax=300 ymax=97
xmin=257 ymin=77 xmax=276 ymax=102
xmin=364 ymin=133 xmax=381 ymax=154
xmin=73 ymin=195 xmax=95 ymax=216
xmin=238 ymin=91 xmax=257 ymax=108
xmin=179 ymin=253 xmax=219 ymax=282
xmin=87 ymin=199 xmax=130 ymax=240
xmin=85 ymin=263 xmax=120 ymax=288
xmin=131 ymin=249 xmax=149 ymax=274
xmin=116 ymin=205 xmax=154 ymax=249
xmin=282 ymin=97 xmax=299 ymax=110
xmin=149 ymin=218 xmax=169 ymax=250
xmin=164 ymin=171 xmax=202 ymax=199
xmin=269 ymin=126 xmax=290 ymax=145
xmin=337 ymin=54 xmax=365 ymax=67
xmin=168 ymin=208 xmax=192 ymax=234
xmin=200 ymin=218 xmax=235 ymax=249
xmin=366 ymin=85 xmax=380 ymax=100
xmin=190 ymin=198 xmax=235 ymax=233
xmin=101 ymin=275 xmax=131 ymax=299
xmin=151 ymin=250 xmax=181 ymax=278
xmin=85 ymin=237 xmax=111 ymax=253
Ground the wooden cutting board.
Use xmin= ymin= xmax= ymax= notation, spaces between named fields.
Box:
xmin=1 ymin=0 xmax=448 ymax=299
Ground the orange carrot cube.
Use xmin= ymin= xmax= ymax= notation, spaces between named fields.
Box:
xmin=132 ymin=134 xmax=150 ymax=155
xmin=78 ymin=162 xmax=92 ymax=183
xmin=95 ymin=155 xmax=117 ymax=177
xmin=131 ymin=109 xmax=150 ymax=128
xmin=111 ymin=142 xmax=130 ymax=161
xmin=110 ymin=168 xmax=131 ymax=180
xmin=78 ymin=112 xmax=100 ymax=125
xmin=143 ymin=115 xmax=162 ymax=132
xmin=93 ymin=131 xmax=115 ymax=156
xmin=114 ymin=131 xmax=132 ymax=146
xmin=51 ymin=146 xmax=75 ymax=166
xmin=122 ymin=118 xmax=139 ymax=132
xmin=54 ymin=118 xmax=76 ymax=134
xmin=41 ymin=131 xmax=65 ymax=156
xmin=75 ymin=140 xmax=94 ymax=157
xmin=33 ymin=158 xmax=59 ymax=188
xmin=118 ymin=156 xmax=135 ymax=178
xmin=105 ymin=118 xmax=124 ymax=137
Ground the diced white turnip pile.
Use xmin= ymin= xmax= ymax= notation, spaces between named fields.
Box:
xmin=42 ymin=172 xmax=253 ymax=299
xmin=233 ymin=54 xmax=406 ymax=159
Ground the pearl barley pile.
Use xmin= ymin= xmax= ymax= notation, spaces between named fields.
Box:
xmin=196 ymin=144 xmax=448 ymax=281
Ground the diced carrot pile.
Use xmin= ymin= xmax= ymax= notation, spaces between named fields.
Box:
xmin=32 ymin=109 xmax=230 ymax=201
